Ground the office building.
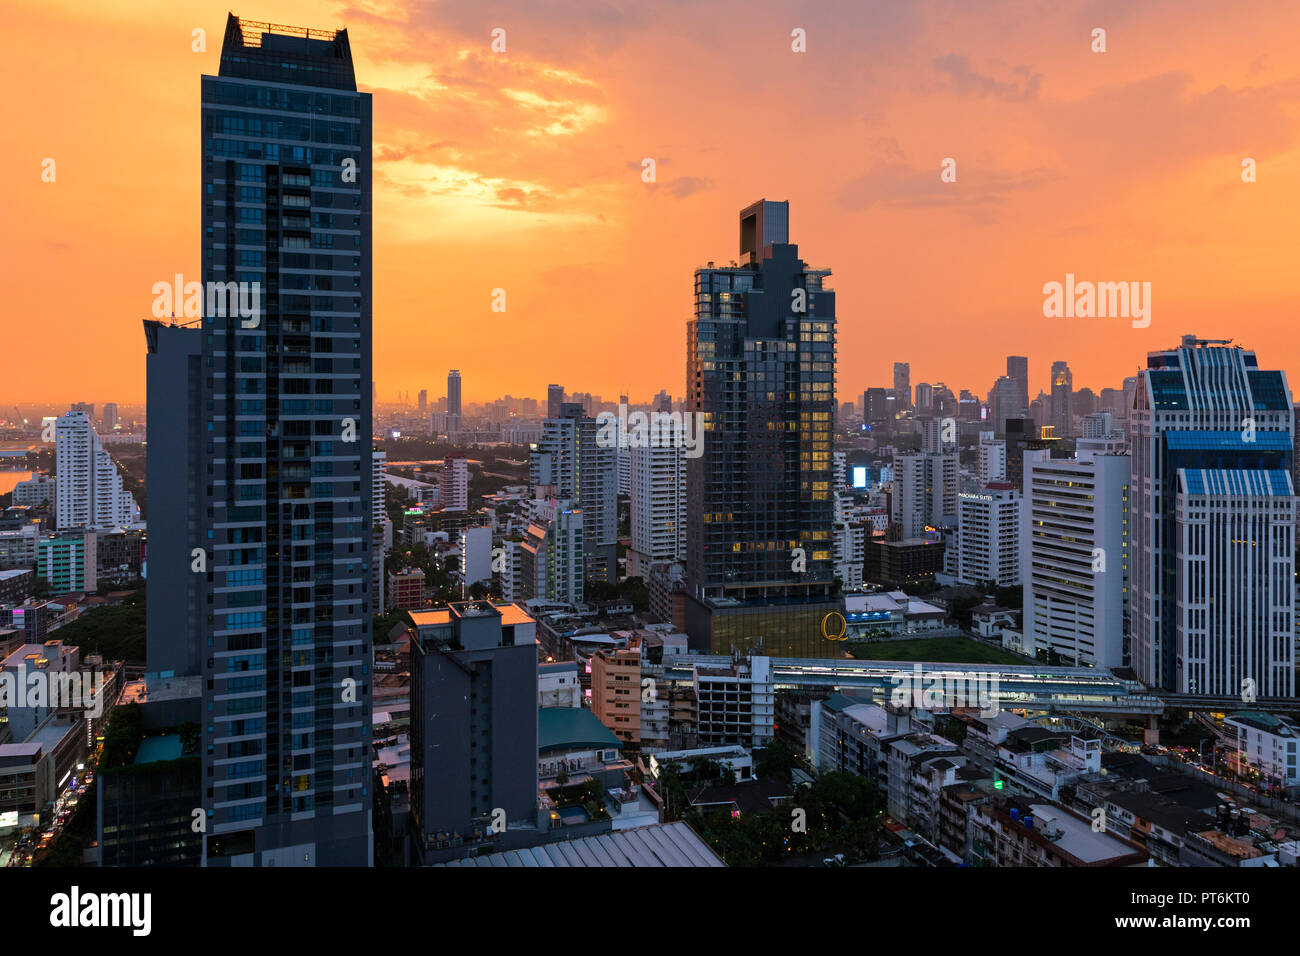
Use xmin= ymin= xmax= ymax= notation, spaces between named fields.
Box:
xmin=1003 ymin=418 xmax=1058 ymax=492
xmin=1131 ymin=335 xmax=1295 ymax=696
xmin=1022 ymin=444 xmax=1129 ymax=668
xmin=1050 ymin=361 xmax=1073 ymax=437
xmin=193 ymin=14 xmax=374 ymax=865
xmin=989 ymin=375 xmax=1021 ymax=437
xmin=1007 ymin=356 xmax=1029 ymax=419
xmin=863 ymin=387 xmax=894 ymax=427
xmin=546 ymin=385 xmax=565 ymax=420
xmin=684 ymin=200 xmax=840 ymax=656
xmin=893 ymin=362 xmax=911 ymax=410
xmin=102 ymin=403 xmax=119 ymax=433
xmin=447 ymin=370 xmax=462 ymax=435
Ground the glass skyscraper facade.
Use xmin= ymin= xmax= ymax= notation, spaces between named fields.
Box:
xmin=685 ymin=200 xmax=839 ymax=656
xmin=197 ymin=14 xmax=373 ymax=865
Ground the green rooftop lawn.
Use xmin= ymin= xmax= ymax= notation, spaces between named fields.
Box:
xmin=847 ymin=635 xmax=1026 ymax=666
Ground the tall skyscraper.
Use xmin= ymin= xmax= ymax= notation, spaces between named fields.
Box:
xmin=102 ymin=402 xmax=119 ymax=433
xmin=617 ymin=392 xmax=632 ymax=496
xmin=417 ymin=389 xmax=427 ymax=415
xmin=1051 ymin=361 xmax=1073 ymax=437
xmin=440 ymin=455 xmax=468 ymax=512
xmin=531 ymin=403 xmax=617 ymax=582
xmin=977 ymin=432 xmax=1007 ymax=485
xmin=517 ymin=499 xmax=584 ymax=605
xmin=989 ymin=375 xmax=1020 ymax=437
xmin=194 ymin=14 xmax=373 ymax=865
xmin=685 ymin=200 xmax=839 ymax=656
xmin=546 ymin=385 xmax=565 ymax=419
xmin=891 ymin=449 xmax=958 ymax=537
xmin=863 ymin=387 xmax=894 ymax=426
xmin=1022 ymin=442 xmax=1129 ymax=669
xmin=628 ymin=415 xmax=687 ymax=576
xmin=54 ymin=410 xmax=139 ymax=532
xmin=893 ymin=362 xmax=911 ymax=410
xmin=372 ymin=449 xmax=387 ymax=612
xmin=1006 ymin=355 xmax=1029 ymax=418
xmin=1131 ymin=335 xmax=1295 ymax=697
xmin=447 ymin=369 xmax=462 ymax=435
xmin=143 ymin=320 xmax=203 ymax=678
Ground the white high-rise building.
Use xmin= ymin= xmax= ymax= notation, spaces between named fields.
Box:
xmin=373 ymin=449 xmax=387 ymax=611
xmin=891 ymin=451 xmax=958 ymax=537
xmin=977 ymin=432 xmax=1007 ymax=486
xmin=532 ymin=403 xmax=617 ymax=582
xmin=833 ymin=519 xmax=865 ymax=590
xmin=833 ymin=451 xmax=847 ymax=491
xmin=55 ymin=410 xmax=138 ymax=532
xmin=1131 ymin=335 xmax=1295 ymax=697
xmin=628 ymin=417 xmax=686 ymax=577
xmin=459 ymin=525 xmax=494 ymax=595
xmin=440 ymin=455 xmax=469 ymax=512
xmin=956 ymin=483 xmax=1021 ymax=587
xmin=518 ymin=500 xmax=584 ymax=605
xmin=12 ymin=473 xmax=55 ymax=508
xmin=1022 ymin=444 xmax=1130 ymax=668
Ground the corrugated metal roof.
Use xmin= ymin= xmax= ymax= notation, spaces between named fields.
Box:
xmin=434 ymin=822 xmax=724 ymax=867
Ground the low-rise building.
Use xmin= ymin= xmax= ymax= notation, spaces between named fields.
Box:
xmin=1224 ymin=711 xmax=1299 ymax=791
xmin=968 ymin=796 xmax=1147 ymax=867
xmin=387 ymin=566 xmax=426 ymax=611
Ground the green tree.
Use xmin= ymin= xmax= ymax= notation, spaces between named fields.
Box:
xmin=756 ymin=739 xmax=799 ymax=784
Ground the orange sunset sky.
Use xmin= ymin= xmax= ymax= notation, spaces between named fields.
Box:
xmin=4 ymin=0 xmax=1300 ymax=407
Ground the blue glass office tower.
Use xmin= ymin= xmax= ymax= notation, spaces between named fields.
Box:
xmin=684 ymin=201 xmax=841 ymax=657
xmin=1131 ymin=335 xmax=1295 ymax=698
xmin=197 ymin=14 xmax=372 ymax=865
